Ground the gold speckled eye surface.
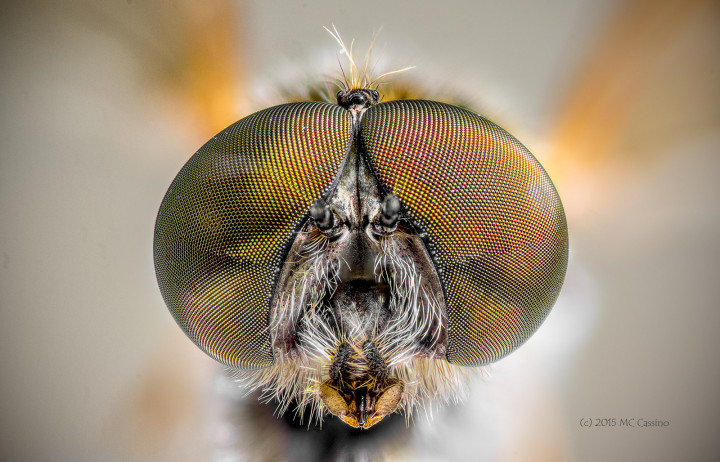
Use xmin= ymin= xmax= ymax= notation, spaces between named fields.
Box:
xmin=361 ymin=100 xmax=568 ymax=366
xmin=154 ymin=102 xmax=353 ymax=369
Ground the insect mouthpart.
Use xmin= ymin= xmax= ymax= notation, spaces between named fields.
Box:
xmin=261 ymin=147 xmax=453 ymax=428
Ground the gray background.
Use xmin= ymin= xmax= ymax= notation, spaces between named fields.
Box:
xmin=1 ymin=0 xmax=718 ymax=460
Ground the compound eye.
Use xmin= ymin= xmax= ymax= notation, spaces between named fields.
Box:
xmin=153 ymin=102 xmax=353 ymax=369
xmin=361 ymin=100 xmax=568 ymax=366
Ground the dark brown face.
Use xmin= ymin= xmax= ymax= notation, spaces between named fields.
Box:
xmin=271 ymin=145 xmax=446 ymax=428
xmin=153 ymin=92 xmax=568 ymax=429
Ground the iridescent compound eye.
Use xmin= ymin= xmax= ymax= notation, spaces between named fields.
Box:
xmin=361 ymin=100 xmax=568 ymax=366
xmin=153 ymin=92 xmax=568 ymax=429
xmin=153 ymin=102 xmax=353 ymax=368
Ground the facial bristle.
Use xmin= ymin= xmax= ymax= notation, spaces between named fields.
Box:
xmin=230 ymin=231 xmax=474 ymax=427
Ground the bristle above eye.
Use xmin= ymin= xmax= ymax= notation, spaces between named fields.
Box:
xmin=324 ymin=24 xmax=414 ymax=91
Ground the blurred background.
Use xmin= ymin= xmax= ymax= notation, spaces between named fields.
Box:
xmin=1 ymin=0 xmax=718 ymax=460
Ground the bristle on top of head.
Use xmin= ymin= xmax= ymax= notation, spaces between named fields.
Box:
xmin=324 ymin=25 xmax=414 ymax=91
